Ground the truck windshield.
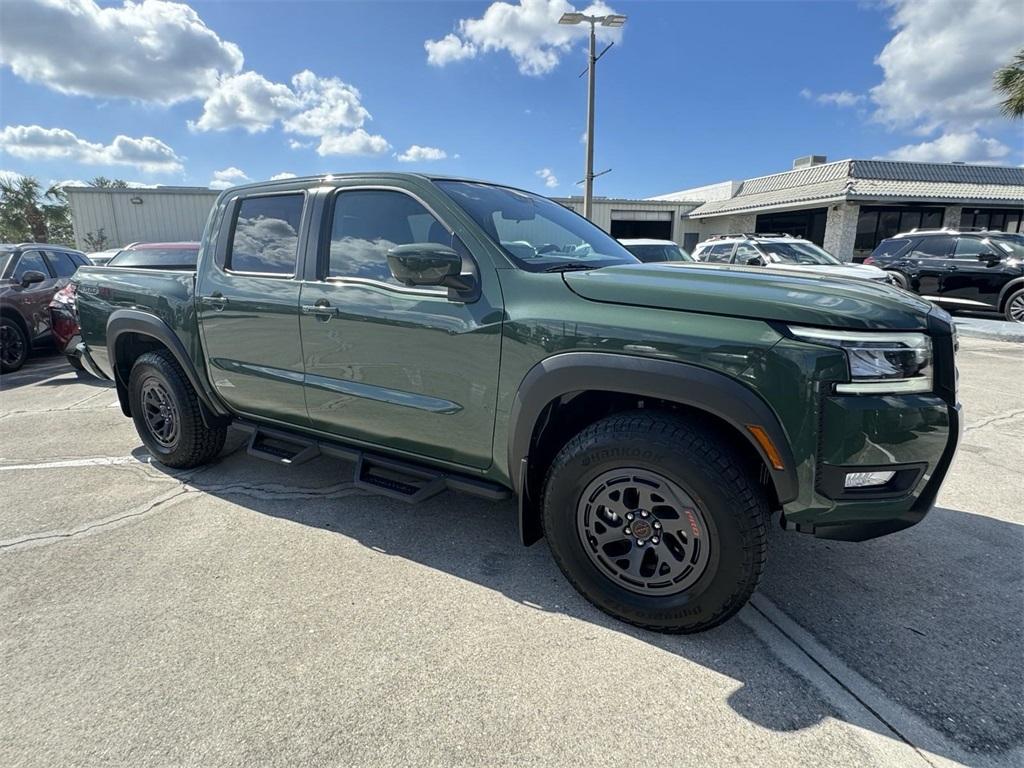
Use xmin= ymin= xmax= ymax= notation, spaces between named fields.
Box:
xmin=436 ymin=180 xmax=638 ymax=272
xmin=760 ymin=241 xmax=841 ymax=265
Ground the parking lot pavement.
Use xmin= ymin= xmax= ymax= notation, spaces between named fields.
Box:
xmin=2 ymin=339 xmax=1021 ymax=768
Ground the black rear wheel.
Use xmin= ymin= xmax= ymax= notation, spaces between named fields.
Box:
xmin=1 ymin=317 xmax=28 ymax=373
xmin=542 ymin=411 xmax=769 ymax=633
xmin=128 ymin=350 xmax=226 ymax=468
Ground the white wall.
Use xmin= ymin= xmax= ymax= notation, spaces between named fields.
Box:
xmin=66 ymin=188 xmax=219 ymax=250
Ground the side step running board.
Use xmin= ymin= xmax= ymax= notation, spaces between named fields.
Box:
xmin=238 ymin=424 xmax=320 ymax=466
xmin=233 ymin=421 xmax=511 ymax=503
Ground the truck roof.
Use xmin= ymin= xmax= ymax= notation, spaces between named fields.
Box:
xmin=221 ymin=172 xmax=524 ymax=195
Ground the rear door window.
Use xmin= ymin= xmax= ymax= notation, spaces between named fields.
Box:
xmin=228 ymin=194 xmax=304 ymax=275
xmin=703 ymin=243 xmax=735 ymax=263
xmin=44 ymin=250 xmax=79 ymax=277
xmin=909 ymin=236 xmax=953 ymax=259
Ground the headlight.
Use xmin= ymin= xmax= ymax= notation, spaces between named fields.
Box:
xmin=788 ymin=326 xmax=933 ymax=394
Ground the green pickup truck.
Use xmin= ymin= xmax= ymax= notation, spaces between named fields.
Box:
xmin=74 ymin=173 xmax=962 ymax=633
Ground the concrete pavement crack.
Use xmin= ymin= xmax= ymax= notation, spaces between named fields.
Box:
xmin=964 ymin=409 xmax=1024 ymax=433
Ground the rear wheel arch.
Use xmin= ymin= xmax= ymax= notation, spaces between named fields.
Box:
xmin=107 ymin=310 xmax=229 ymax=425
xmin=508 ymin=353 xmax=796 ymax=545
xmin=997 ymin=277 xmax=1024 ymax=312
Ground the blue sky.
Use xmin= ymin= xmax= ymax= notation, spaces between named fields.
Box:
xmin=1 ymin=0 xmax=1021 ymax=198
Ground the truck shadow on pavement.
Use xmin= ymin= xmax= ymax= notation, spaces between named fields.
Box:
xmin=147 ymin=440 xmax=1022 ymax=764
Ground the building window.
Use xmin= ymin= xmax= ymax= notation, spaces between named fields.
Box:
xmin=754 ymin=207 xmax=827 ymax=245
xmin=960 ymin=207 xmax=1023 ymax=234
xmin=854 ymin=206 xmax=944 ymax=254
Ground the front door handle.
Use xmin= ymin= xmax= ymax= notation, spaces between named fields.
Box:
xmin=200 ymin=293 xmax=228 ymax=311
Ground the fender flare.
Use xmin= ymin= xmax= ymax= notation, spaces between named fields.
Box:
xmin=106 ymin=309 xmax=230 ymax=422
xmin=508 ymin=353 xmax=797 ymax=544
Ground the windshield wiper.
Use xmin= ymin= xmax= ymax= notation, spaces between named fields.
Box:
xmin=542 ymin=263 xmax=601 ymax=273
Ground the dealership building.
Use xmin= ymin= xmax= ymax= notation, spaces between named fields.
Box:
xmin=67 ymin=158 xmax=1023 ymax=261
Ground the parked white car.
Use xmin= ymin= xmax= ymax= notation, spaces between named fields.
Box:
xmin=618 ymin=238 xmax=693 ymax=263
xmin=692 ymin=234 xmax=892 ymax=283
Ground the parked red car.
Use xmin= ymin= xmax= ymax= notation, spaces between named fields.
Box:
xmin=1 ymin=243 xmax=90 ymax=373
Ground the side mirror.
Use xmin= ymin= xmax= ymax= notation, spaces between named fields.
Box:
xmin=20 ymin=270 xmax=46 ymax=287
xmin=745 ymin=255 xmax=764 ymax=266
xmin=387 ymin=243 xmax=463 ymax=287
xmin=977 ymin=251 xmax=1000 ymax=264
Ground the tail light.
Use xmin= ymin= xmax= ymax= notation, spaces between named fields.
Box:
xmin=50 ymin=282 xmax=77 ymax=310
xmin=862 ymin=256 xmax=876 ymax=265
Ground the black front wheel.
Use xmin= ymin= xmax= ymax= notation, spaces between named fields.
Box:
xmin=128 ymin=350 xmax=226 ymax=468
xmin=1005 ymin=289 xmax=1024 ymax=323
xmin=542 ymin=412 xmax=769 ymax=633
xmin=1 ymin=317 xmax=29 ymax=374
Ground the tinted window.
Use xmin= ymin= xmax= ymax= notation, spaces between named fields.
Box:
xmin=870 ymin=239 xmax=912 ymax=260
xmin=229 ymin=194 xmax=304 ymax=275
xmin=760 ymin=241 xmax=840 ymax=265
xmin=734 ymin=243 xmax=760 ymax=264
xmin=703 ymin=243 xmax=735 ymax=263
xmin=328 ymin=190 xmax=451 ymax=284
xmin=109 ymin=247 xmax=199 ymax=269
xmin=953 ymin=238 xmax=998 ymax=259
xmin=13 ymin=250 xmax=49 ymax=281
xmin=44 ymin=250 xmax=79 ymax=277
xmin=910 ymin=236 xmax=953 ymax=258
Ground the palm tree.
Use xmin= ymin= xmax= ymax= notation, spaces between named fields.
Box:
xmin=0 ymin=174 xmax=74 ymax=244
xmin=994 ymin=49 xmax=1024 ymax=119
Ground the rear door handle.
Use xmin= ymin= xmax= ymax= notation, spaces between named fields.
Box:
xmin=200 ymin=294 xmax=228 ymax=310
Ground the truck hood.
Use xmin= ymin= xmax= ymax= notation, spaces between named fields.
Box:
xmin=563 ymin=262 xmax=935 ymax=330
xmin=763 ymin=262 xmax=889 ymax=281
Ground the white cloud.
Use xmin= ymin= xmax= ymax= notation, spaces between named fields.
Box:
xmin=208 ymin=166 xmax=250 ymax=189
xmin=317 ymin=129 xmax=391 ymax=157
xmin=536 ymin=167 xmax=558 ymax=188
xmin=880 ymin=131 xmax=1012 ymax=164
xmin=193 ymin=69 xmax=387 ymax=155
xmin=425 ymin=1 xmax=624 ymax=76
xmin=288 ymin=139 xmax=312 ymax=150
xmin=270 ymin=172 xmax=297 ymax=180
xmin=396 ymin=145 xmax=449 ymax=162
xmin=0 ymin=0 xmax=243 ymax=104
xmin=800 ymin=88 xmax=864 ymax=107
xmin=870 ymin=0 xmax=1021 ymax=133
xmin=425 ymin=33 xmax=478 ymax=67
xmin=189 ymin=71 xmax=299 ymax=133
xmin=50 ymin=179 xmax=89 ymax=189
xmin=0 ymin=124 xmax=184 ymax=173
xmin=0 ymin=169 xmax=25 ymax=185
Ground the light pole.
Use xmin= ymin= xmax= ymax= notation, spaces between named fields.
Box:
xmin=558 ymin=11 xmax=626 ymax=220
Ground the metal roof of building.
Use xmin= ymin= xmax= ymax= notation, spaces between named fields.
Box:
xmin=684 ymin=160 xmax=1024 ymax=218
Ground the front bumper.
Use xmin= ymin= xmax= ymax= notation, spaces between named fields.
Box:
xmin=782 ymin=311 xmax=961 ymax=542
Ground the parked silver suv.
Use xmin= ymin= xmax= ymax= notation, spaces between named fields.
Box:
xmin=693 ymin=233 xmax=892 ymax=283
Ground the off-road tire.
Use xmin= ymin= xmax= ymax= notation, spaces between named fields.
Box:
xmin=1003 ymin=289 xmax=1024 ymax=323
xmin=128 ymin=350 xmax=226 ymax=468
xmin=542 ymin=411 xmax=769 ymax=633
xmin=1 ymin=317 xmax=28 ymax=373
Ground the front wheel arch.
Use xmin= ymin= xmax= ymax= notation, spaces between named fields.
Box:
xmin=508 ymin=354 xmax=796 ymax=545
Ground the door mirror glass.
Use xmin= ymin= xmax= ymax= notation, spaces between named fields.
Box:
xmin=20 ymin=269 xmax=46 ymax=287
xmin=387 ymin=244 xmax=462 ymax=287
xmin=745 ymin=255 xmax=764 ymax=266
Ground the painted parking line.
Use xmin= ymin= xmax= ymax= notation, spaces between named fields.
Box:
xmin=0 ymin=456 xmax=149 ymax=471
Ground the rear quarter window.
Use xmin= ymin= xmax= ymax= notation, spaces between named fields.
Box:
xmin=870 ymin=239 xmax=913 ymax=260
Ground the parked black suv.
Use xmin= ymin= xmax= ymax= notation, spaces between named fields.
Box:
xmin=867 ymin=229 xmax=1024 ymax=322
